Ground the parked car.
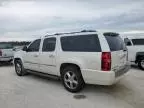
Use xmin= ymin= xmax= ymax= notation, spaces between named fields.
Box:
xmin=0 ymin=43 xmax=14 ymax=63
xmin=124 ymin=36 xmax=144 ymax=70
xmin=14 ymin=30 xmax=130 ymax=92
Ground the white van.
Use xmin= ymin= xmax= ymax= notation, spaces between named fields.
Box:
xmin=124 ymin=36 xmax=144 ymax=70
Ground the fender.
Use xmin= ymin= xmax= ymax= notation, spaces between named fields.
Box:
xmin=57 ymin=57 xmax=85 ymax=76
xmin=14 ymin=50 xmax=25 ymax=64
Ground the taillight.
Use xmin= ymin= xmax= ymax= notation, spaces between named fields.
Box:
xmin=101 ymin=52 xmax=111 ymax=71
xmin=0 ymin=49 xmax=2 ymax=56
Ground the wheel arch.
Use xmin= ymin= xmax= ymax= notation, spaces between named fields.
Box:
xmin=60 ymin=63 xmax=81 ymax=75
xmin=14 ymin=58 xmax=23 ymax=64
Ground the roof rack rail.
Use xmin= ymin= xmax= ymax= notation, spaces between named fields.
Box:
xmin=44 ymin=34 xmax=54 ymax=37
xmin=103 ymin=32 xmax=119 ymax=36
xmin=54 ymin=31 xmax=81 ymax=35
xmin=54 ymin=30 xmax=96 ymax=35
xmin=45 ymin=30 xmax=97 ymax=37
xmin=81 ymin=30 xmax=96 ymax=32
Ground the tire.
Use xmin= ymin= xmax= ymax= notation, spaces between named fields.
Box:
xmin=15 ymin=60 xmax=27 ymax=76
xmin=61 ymin=66 xmax=85 ymax=93
xmin=138 ymin=59 xmax=144 ymax=70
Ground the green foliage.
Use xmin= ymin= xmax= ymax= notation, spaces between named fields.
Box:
xmin=0 ymin=41 xmax=31 ymax=47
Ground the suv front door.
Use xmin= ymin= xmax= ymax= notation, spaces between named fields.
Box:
xmin=23 ymin=39 xmax=41 ymax=71
xmin=39 ymin=37 xmax=57 ymax=75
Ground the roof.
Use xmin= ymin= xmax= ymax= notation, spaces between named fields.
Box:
xmin=44 ymin=30 xmax=97 ymax=37
xmin=44 ymin=30 xmax=119 ymax=38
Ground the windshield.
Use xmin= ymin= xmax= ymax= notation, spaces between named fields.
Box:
xmin=132 ymin=39 xmax=144 ymax=45
xmin=0 ymin=43 xmax=13 ymax=49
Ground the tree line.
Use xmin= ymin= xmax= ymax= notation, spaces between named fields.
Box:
xmin=0 ymin=41 xmax=31 ymax=46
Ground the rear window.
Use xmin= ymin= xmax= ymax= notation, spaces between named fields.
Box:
xmin=0 ymin=43 xmax=13 ymax=49
xmin=132 ymin=39 xmax=144 ymax=45
xmin=105 ymin=35 xmax=125 ymax=51
xmin=61 ymin=34 xmax=101 ymax=52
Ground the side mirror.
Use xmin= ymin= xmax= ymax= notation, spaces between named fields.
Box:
xmin=22 ymin=46 xmax=28 ymax=51
xmin=13 ymin=48 xmax=16 ymax=51
xmin=126 ymin=41 xmax=132 ymax=46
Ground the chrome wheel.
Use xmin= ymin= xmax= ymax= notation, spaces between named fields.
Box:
xmin=64 ymin=71 xmax=78 ymax=89
xmin=16 ymin=63 xmax=21 ymax=74
xmin=141 ymin=60 xmax=144 ymax=68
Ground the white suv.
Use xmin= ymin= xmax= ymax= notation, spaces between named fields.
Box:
xmin=14 ymin=30 xmax=130 ymax=92
xmin=124 ymin=36 xmax=144 ymax=70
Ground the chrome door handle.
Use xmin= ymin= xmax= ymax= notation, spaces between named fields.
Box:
xmin=49 ymin=55 xmax=55 ymax=58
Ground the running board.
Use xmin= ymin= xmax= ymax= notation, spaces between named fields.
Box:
xmin=26 ymin=69 xmax=60 ymax=80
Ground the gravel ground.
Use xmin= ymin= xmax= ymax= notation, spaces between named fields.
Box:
xmin=0 ymin=64 xmax=144 ymax=108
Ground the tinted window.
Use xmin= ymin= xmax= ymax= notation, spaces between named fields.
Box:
xmin=105 ymin=35 xmax=125 ymax=51
xmin=27 ymin=39 xmax=41 ymax=52
xmin=61 ymin=34 xmax=101 ymax=52
xmin=42 ymin=38 xmax=56 ymax=52
xmin=132 ymin=39 xmax=144 ymax=45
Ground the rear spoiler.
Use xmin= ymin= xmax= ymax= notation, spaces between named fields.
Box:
xmin=103 ymin=32 xmax=119 ymax=37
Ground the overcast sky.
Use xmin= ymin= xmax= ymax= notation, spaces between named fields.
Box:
xmin=0 ymin=0 xmax=144 ymax=41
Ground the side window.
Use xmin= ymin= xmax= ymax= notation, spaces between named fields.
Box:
xmin=27 ymin=39 xmax=41 ymax=52
xmin=42 ymin=37 xmax=56 ymax=52
xmin=124 ymin=38 xmax=132 ymax=46
xmin=60 ymin=34 xmax=101 ymax=52
xmin=132 ymin=39 xmax=144 ymax=45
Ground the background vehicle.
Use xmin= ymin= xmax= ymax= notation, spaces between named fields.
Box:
xmin=13 ymin=46 xmax=24 ymax=52
xmin=124 ymin=36 xmax=144 ymax=70
xmin=14 ymin=30 xmax=130 ymax=92
xmin=0 ymin=43 xmax=14 ymax=64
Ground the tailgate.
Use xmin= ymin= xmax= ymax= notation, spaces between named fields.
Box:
xmin=111 ymin=50 xmax=127 ymax=70
xmin=1 ymin=49 xmax=14 ymax=57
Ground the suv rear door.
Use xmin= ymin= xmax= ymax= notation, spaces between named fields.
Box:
xmin=104 ymin=33 xmax=127 ymax=70
xmin=39 ymin=37 xmax=57 ymax=75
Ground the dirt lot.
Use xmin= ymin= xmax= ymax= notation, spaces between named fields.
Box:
xmin=0 ymin=65 xmax=144 ymax=108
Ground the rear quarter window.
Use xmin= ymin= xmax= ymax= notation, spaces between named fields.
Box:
xmin=60 ymin=34 xmax=101 ymax=52
xmin=104 ymin=35 xmax=125 ymax=51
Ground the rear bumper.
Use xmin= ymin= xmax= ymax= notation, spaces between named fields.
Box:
xmin=115 ymin=64 xmax=130 ymax=77
xmin=0 ymin=56 xmax=13 ymax=62
xmin=81 ymin=63 xmax=131 ymax=85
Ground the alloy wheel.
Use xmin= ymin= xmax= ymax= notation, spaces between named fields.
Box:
xmin=16 ymin=63 xmax=21 ymax=74
xmin=64 ymin=71 xmax=78 ymax=89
